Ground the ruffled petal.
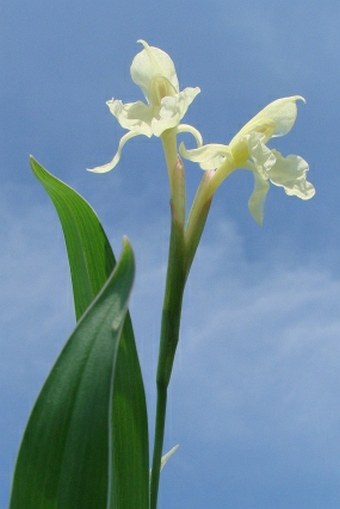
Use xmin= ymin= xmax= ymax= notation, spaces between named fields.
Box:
xmin=232 ymin=96 xmax=305 ymax=144
xmin=106 ymin=99 xmax=155 ymax=136
xmin=131 ymin=40 xmax=179 ymax=100
xmin=268 ymin=150 xmax=315 ymax=199
xmin=106 ymin=86 xmax=200 ymax=139
xmin=248 ymin=172 xmax=270 ymax=225
xmin=87 ymin=131 xmax=141 ymax=173
xmin=179 ymin=142 xmax=230 ymax=170
xmin=247 ymin=133 xmax=277 ymax=177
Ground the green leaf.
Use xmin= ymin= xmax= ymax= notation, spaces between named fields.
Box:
xmin=30 ymin=156 xmax=115 ymax=320
xmin=10 ymin=159 xmax=149 ymax=508
xmin=10 ymin=240 xmax=134 ymax=508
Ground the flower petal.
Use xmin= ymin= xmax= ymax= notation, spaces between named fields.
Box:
xmin=151 ymin=87 xmax=201 ymax=136
xmin=268 ymin=150 xmax=315 ymax=199
xmin=107 ymin=86 xmax=200 ymax=138
xmin=131 ymin=40 xmax=179 ymax=100
xmin=87 ymin=131 xmax=141 ymax=173
xmin=248 ymin=133 xmax=277 ymax=176
xmin=176 ymin=124 xmax=203 ymax=147
xmin=248 ymin=172 xmax=270 ymax=225
xmin=179 ymin=142 xmax=230 ymax=170
xmin=107 ymin=99 xmax=155 ymax=136
xmin=233 ymin=96 xmax=305 ymax=144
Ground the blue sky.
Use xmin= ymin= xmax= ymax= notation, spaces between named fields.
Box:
xmin=1 ymin=0 xmax=340 ymax=507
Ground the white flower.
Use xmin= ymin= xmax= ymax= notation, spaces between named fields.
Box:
xmin=180 ymin=96 xmax=315 ymax=224
xmin=89 ymin=40 xmax=201 ymax=173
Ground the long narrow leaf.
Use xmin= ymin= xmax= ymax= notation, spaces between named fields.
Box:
xmin=30 ymin=156 xmax=115 ymax=320
xmin=10 ymin=159 xmax=149 ymax=508
xmin=30 ymin=157 xmax=149 ymax=508
xmin=10 ymin=240 xmax=134 ymax=508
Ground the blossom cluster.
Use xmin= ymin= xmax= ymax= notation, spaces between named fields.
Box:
xmin=90 ymin=40 xmax=315 ymax=223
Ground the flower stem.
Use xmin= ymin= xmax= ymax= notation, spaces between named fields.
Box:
xmin=150 ymin=204 xmax=186 ymax=509
xmin=150 ymin=130 xmax=220 ymax=508
xmin=184 ymin=171 xmax=214 ymax=274
xmin=185 ymin=160 xmax=236 ymax=272
xmin=150 ymin=130 xmax=187 ymax=509
xmin=161 ymin=129 xmax=186 ymax=227
xmin=150 ymin=384 xmax=167 ymax=509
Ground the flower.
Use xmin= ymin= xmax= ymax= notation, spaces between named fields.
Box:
xmin=180 ymin=96 xmax=315 ymax=224
xmin=89 ymin=40 xmax=201 ymax=173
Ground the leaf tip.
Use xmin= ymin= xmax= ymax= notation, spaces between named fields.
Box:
xmin=122 ymin=235 xmax=134 ymax=256
xmin=160 ymin=444 xmax=180 ymax=471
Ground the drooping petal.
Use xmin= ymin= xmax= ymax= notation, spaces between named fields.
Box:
xmin=248 ymin=172 xmax=270 ymax=225
xmin=131 ymin=40 xmax=179 ymax=101
xmin=179 ymin=142 xmax=230 ymax=170
xmin=232 ymin=96 xmax=305 ymax=145
xmin=87 ymin=131 xmax=141 ymax=173
xmin=268 ymin=150 xmax=316 ymax=199
xmin=176 ymin=124 xmax=203 ymax=147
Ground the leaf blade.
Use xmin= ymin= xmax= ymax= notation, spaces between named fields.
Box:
xmin=30 ymin=157 xmax=150 ymax=508
xmin=10 ymin=240 xmax=135 ymax=508
xmin=30 ymin=156 xmax=115 ymax=320
xmin=10 ymin=159 xmax=149 ymax=509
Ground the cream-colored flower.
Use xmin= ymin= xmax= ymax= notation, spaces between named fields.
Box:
xmin=89 ymin=40 xmax=201 ymax=173
xmin=180 ymin=96 xmax=315 ymax=224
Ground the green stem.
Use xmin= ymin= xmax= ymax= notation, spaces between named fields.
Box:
xmin=150 ymin=211 xmax=186 ymax=509
xmin=150 ymin=129 xmax=222 ymax=508
xmin=150 ymin=129 xmax=187 ymax=509
xmin=161 ymin=129 xmax=186 ymax=227
xmin=150 ymin=383 xmax=167 ymax=509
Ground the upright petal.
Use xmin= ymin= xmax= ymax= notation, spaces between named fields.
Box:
xmin=131 ymin=40 xmax=179 ymax=101
xmin=233 ymin=96 xmax=305 ymax=144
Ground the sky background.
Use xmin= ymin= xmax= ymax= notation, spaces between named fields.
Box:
xmin=1 ymin=0 xmax=340 ymax=508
